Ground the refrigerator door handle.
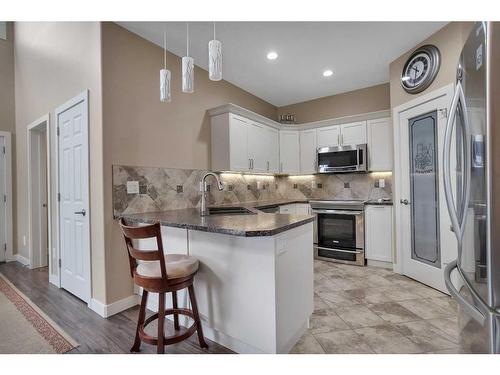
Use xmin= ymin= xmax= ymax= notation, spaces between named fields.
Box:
xmin=444 ymin=260 xmax=487 ymax=326
xmin=443 ymin=81 xmax=472 ymax=245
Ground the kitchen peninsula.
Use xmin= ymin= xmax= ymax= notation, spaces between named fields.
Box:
xmin=121 ymin=202 xmax=314 ymax=354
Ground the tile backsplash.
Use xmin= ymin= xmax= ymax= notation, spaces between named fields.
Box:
xmin=113 ymin=165 xmax=392 ymax=217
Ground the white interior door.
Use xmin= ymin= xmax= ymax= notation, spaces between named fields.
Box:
xmin=397 ymin=94 xmax=456 ymax=293
xmin=0 ymin=136 xmax=5 ymax=263
xmin=58 ymin=94 xmax=90 ymax=303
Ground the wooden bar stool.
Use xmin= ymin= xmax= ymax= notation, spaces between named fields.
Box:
xmin=119 ymin=218 xmax=208 ymax=354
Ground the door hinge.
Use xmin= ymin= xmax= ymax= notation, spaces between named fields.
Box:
xmin=57 ymin=127 xmax=60 ymax=136
xmin=57 ymin=193 xmax=61 ymax=202
xmin=58 ymin=259 xmax=61 ymax=268
xmin=4 ymin=243 xmax=6 ymax=252
xmin=2 ymin=146 xmax=5 ymax=154
xmin=3 ymin=195 xmax=6 ymax=203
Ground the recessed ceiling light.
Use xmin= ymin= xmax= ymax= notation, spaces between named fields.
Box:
xmin=267 ymin=51 xmax=278 ymax=60
xmin=323 ymin=69 xmax=333 ymax=77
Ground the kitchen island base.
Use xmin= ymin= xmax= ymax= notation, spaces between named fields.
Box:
xmin=135 ymin=222 xmax=314 ymax=354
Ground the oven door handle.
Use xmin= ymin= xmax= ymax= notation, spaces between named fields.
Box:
xmin=314 ymin=245 xmax=364 ymax=254
xmin=312 ymin=209 xmax=363 ymax=215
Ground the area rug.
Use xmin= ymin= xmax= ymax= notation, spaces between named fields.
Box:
xmin=0 ymin=273 xmax=79 ymax=354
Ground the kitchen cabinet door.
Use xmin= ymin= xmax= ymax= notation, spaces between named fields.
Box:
xmin=300 ymin=129 xmax=317 ymax=174
xmin=247 ymin=121 xmax=267 ymax=172
xmin=365 ymin=205 xmax=393 ymax=263
xmin=265 ymin=126 xmax=279 ymax=173
xmin=340 ymin=121 xmax=367 ymax=145
xmin=316 ymin=125 xmax=340 ymax=148
xmin=229 ymin=115 xmax=250 ymax=171
xmin=279 ymin=131 xmax=300 ymax=174
xmin=367 ymin=117 xmax=393 ymax=171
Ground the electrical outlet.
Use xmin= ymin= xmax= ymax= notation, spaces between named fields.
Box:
xmin=256 ymin=181 xmax=262 ymax=190
xmin=311 ymin=181 xmax=315 ymax=189
xmin=379 ymin=178 xmax=385 ymax=188
xmin=126 ymin=180 xmax=139 ymax=194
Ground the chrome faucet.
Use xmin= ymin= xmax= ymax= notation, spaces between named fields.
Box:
xmin=199 ymin=172 xmax=224 ymax=216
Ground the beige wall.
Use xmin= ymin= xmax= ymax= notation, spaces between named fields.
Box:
xmin=389 ymin=22 xmax=474 ymax=109
xmin=277 ymin=83 xmax=390 ymax=123
xmin=0 ymin=22 xmax=16 ymax=251
xmin=101 ymin=22 xmax=277 ymax=303
xmin=14 ymin=22 xmax=106 ymax=304
xmin=0 ymin=22 xmax=15 ymax=133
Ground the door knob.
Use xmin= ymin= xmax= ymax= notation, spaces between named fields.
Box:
xmin=74 ymin=209 xmax=86 ymax=216
xmin=400 ymin=199 xmax=410 ymax=205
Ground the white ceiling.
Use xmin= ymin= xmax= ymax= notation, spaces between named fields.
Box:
xmin=118 ymin=22 xmax=448 ymax=107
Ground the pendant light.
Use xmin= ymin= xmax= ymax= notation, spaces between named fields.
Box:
xmin=182 ymin=23 xmax=194 ymax=93
xmin=208 ymin=22 xmax=222 ymax=81
xmin=160 ymin=30 xmax=172 ymax=103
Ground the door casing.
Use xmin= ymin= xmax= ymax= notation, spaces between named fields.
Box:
xmin=27 ymin=114 xmax=51 ymax=270
xmin=0 ymin=131 xmax=13 ymax=263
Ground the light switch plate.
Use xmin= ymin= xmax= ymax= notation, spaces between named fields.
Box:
xmin=379 ymin=178 xmax=385 ymax=188
xmin=127 ymin=180 xmax=140 ymax=194
xmin=256 ymin=181 xmax=262 ymax=190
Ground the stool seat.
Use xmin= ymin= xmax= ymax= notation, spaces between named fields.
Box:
xmin=136 ymin=254 xmax=199 ymax=279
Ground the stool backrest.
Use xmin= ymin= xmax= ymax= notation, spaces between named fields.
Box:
xmin=119 ymin=218 xmax=168 ymax=281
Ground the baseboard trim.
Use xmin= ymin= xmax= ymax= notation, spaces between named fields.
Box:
xmin=14 ymin=254 xmax=30 ymax=266
xmin=90 ymin=295 xmax=139 ymax=318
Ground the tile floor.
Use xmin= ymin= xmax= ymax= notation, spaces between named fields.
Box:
xmin=291 ymin=260 xmax=462 ymax=354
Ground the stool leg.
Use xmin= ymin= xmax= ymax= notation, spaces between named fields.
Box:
xmin=157 ymin=292 xmax=165 ymax=354
xmin=172 ymin=291 xmax=180 ymax=331
xmin=131 ymin=290 xmax=148 ymax=353
xmin=188 ymin=285 xmax=208 ymax=349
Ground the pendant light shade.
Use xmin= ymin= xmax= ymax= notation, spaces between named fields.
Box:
xmin=160 ymin=69 xmax=171 ymax=102
xmin=182 ymin=56 xmax=194 ymax=93
xmin=208 ymin=22 xmax=222 ymax=81
xmin=182 ymin=23 xmax=194 ymax=93
xmin=160 ymin=30 xmax=171 ymax=103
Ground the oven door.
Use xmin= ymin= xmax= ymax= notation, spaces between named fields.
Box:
xmin=317 ymin=145 xmax=367 ymax=173
xmin=313 ymin=209 xmax=365 ymax=265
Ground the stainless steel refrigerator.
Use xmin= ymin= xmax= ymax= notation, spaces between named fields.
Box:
xmin=443 ymin=21 xmax=500 ymax=354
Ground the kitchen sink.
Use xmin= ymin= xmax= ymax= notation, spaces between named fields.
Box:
xmin=207 ymin=206 xmax=256 ymax=215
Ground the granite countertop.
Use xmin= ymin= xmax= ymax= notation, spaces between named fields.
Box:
xmin=364 ymin=199 xmax=393 ymax=206
xmin=119 ymin=199 xmax=314 ymax=237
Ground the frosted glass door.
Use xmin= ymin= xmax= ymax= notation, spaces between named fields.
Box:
xmin=409 ymin=111 xmax=441 ymax=268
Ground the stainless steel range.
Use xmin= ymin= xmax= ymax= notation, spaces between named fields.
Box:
xmin=310 ymin=200 xmax=365 ymax=266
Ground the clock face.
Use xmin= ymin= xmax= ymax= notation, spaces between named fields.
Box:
xmin=403 ymin=53 xmax=430 ymax=88
xmin=401 ymin=45 xmax=440 ymax=94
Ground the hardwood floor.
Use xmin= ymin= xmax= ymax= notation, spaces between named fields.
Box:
xmin=0 ymin=262 xmax=233 ymax=354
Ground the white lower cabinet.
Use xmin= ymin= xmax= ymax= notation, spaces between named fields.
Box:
xmin=364 ymin=205 xmax=393 ymax=263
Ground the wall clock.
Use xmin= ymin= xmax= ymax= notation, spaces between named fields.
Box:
xmin=401 ymin=44 xmax=441 ymax=94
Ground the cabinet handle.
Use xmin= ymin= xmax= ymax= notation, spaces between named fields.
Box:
xmin=337 ymin=133 xmax=340 ymax=145
xmin=252 ymin=159 xmax=254 ymax=169
xmin=280 ymin=162 xmax=283 ymax=173
xmin=341 ymin=133 xmax=344 ymax=145
xmin=249 ymin=159 xmax=252 ymax=170
xmin=267 ymin=161 xmax=270 ymax=171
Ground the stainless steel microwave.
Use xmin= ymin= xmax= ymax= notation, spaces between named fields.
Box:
xmin=317 ymin=144 xmax=367 ymax=173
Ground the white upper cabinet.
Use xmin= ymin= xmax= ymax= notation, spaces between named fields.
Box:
xmin=228 ymin=114 xmax=250 ymax=171
xmin=340 ymin=121 xmax=367 ymax=145
xmin=367 ymin=117 xmax=393 ymax=172
xmin=247 ymin=121 xmax=267 ymax=172
xmin=316 ymin=121 xmax=366 ymax=148
xmin=316 ymin=125 xmax=340 ymax=148
xmin=279 ymin=131 xmax=300 ymax=174
xmin=299 ymin=129 xmax=317 ymax=174
xmin=211 ymin=113 xmax=280 ymax=173
xmin=264 ymin=126 xmax=279 ymax=173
